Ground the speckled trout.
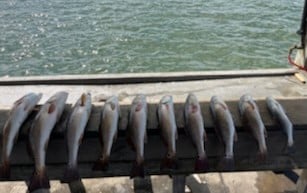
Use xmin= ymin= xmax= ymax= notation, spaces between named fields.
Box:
xmin=210 ymin=96 xmax=237 ymax=170
xmin=158 ymin=95 xmax=178 ymax=170
xmin=184 ymin=93 xmax=208 ymax=171
xmin=239 ymin=94 xmax=267 ymax=161
xmin=28 ymin=91 xmax=68 ymax=192
xmin=93 ymin=95 xmax=120 ymax=171
xmin=62 ymin=93 xmax=91 ymax=183
xmin=266 ymin=96 xmax=294 ymax=153
xmin=0 ymin=92 xmax=42 ymax=179
xmin=127 ymin=94 xmax=147 ymax=178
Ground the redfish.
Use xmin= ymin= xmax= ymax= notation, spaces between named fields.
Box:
xmin=239 ymin=94 xmax=267 ymax=161
xmin=62 ymin=93 xmax=91 ymax=183
xmin=127 ymin=94 xmax=147 ymax=178
xmin=184 ymin=93 xmax=208 ymax=171
xmin=0 ymin=92 xmax=42 ymax=179
xmin=93 ymin=95 xmax=120 ymax=171
xmin=266 ymin=96 xmax=294 ymax=154
xmin=210 ymin=96 xmax=237 ymax=170
xmin=158 ymin=95 xmax=178 ymax=170
xmin=28 ymin=91 xmax=68 ymax=192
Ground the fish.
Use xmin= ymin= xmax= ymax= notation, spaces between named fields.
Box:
xmin=266 ymin=96 xmax=294 ymax=154
xmin=0 ymin=93 xmax=42 ymax=179
xmin=210 ymin=96 xmax=237 ymax=170
xmin=28 ymin=91 xmax=68 ymax=192
xmin=62 ymin=93 xmax=92 ymax=183
xmin=238 ymin=94 xmax=267 ymax=161
xmin=127 ymin=94 xmax=147 ymax=178
xmin=184 ymin=93 xmax=208 ymax=171
xmin=93 ymin=95 xmax=120 ymax=171
xmin=158 ymin=95 xmax=178 ymax=170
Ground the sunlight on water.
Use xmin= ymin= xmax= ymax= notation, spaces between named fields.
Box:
xmin=0 ymin=0 xmax=304 ymax=76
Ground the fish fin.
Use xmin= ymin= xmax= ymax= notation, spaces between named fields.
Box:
xmin=24 ymin=102 xmax=31 ymax=112
xmin=127 ymin=136 xmax=136 ymax=151
xmin=80 ymin=93 xmax=86 ymax=106
xmin=92 ymin=157 xmax=109 ymax=171
xmin=61 ymin=166 xmax=80 ymax=183
xmin=28 ymin=168 xmax=50 ymax=192
xmin=264 ymin=128 xmax=268 ymax=138
xmin=160 ymin=155 xmax=178 ymax=170
xmin=195 ymin=156 xmax=209 ymax=172
xmin=3 ymin=121 xmax=10 ymax=139
xmin=48 ymin=103 xmax=56 ymax=114
xmin=284 ymin=144 xmax=295 ymax=155
xmin=130 ymin=161 xmax=145 ymax=178
xmin=113 ymin=130 xmax=118 ymax=142
xmin=203 ymin=130 xmax=208 ymax=142
xmin=257 ymin=149 xmax=267 ymax=162
xmin=78 ymin=134 xmax=83 ymax=145
xmin=0 ymin=161 xmax=10 ymax=179
xmin=234 ymin=131 xmax=238 ymax=142
xmin=13 ymin=132 xmax=19 ymax=144
xmin=218 ymin=157 xmax=235 ymax=171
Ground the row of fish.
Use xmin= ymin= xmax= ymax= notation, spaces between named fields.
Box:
xmin=0 ymin=92 xmax=294 ymax=192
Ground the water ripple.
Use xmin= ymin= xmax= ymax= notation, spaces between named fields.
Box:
xmin=0 ymin=0 xmax=303 ymax=76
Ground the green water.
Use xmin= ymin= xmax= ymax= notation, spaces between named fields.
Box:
xmin=0 ymin=0 xmax=304 ymax=76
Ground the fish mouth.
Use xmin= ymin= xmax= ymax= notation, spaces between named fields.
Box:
xmin=161 ymin=95 xmax=172 ymax=104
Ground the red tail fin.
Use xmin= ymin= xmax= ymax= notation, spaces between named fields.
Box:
xmin=61 ymin=166 xmax=80 ymax=183
xmin=195 ymin=157 xmax=209 ymax=172
xmin=28 ymin=168 xmax=50 ymax=192
xmin=92 ymin=157 xmax=109 ymax=171
xmin=284 ymin=144 xmax=295 ymax=155
xmin=257 ymin=150 xmax=267 ymax=162
xmin=130 ymin=161 xmax=145 ymax=178
xmin=0 ymin=161 xmax=10 ymax=179
xmin=160 ymin=156 xmax=178 ymax=170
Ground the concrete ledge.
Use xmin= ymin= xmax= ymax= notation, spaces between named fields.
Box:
xmin=0 ymin=68 xmax=297 ymax=85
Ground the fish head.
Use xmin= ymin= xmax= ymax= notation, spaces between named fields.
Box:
xmin=160 ymin=95 xmax=173 ymax=105
xmin=160 ymin=95 xmax=173 ymax=111
xmin=240 ymin=94 xmax=253 ymax=102
xmin=210 ymin=96 xmax=228 ymax=110
xmin=106 ymin=95 xmax=119 ymax=111
xmin=132 ymin=94 xmax=146 ymax=112
xmin=25 ymin=92 xmax=43 ymax=107
xmin=186 ymin=93 xmax=199 ymax=113
xmin=210 ymin=95 xmax=221 ymax=105
xmin=80 ymin=92 xmax=92 ymax=107
xmin=54 ymin=91 xmax=68 ymax=104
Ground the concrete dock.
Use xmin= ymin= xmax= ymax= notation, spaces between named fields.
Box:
xmin=0 ymin=68 xmax=305 ymax=193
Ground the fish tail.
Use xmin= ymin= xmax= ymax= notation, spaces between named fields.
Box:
xmin=61 ymin=166 xmax=80 ymax=183
xmin=0 ymin=160 xmax=10 ymax=179
xmin=257 ymin=148 xmax=267 ymax=162
xmin=194 ymin=156 xmax=209 ymax=172
xmin=92 ymin=156 xmax=109 ymax=171
xmin=160 ymin=155 xmax=178 ymax=170
xmin=130 ymin=160 xmax=145 ymax=178
xmin=284 ymin=143 xmax=295 ymax=155
xmin=28 ymin=168 xmax=50 ymax=192
xmin=218 ymin=157 xmax=235 ymax=171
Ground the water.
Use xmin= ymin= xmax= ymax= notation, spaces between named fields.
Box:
xmin=0 ymin=0 xmax=304 ymax=76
